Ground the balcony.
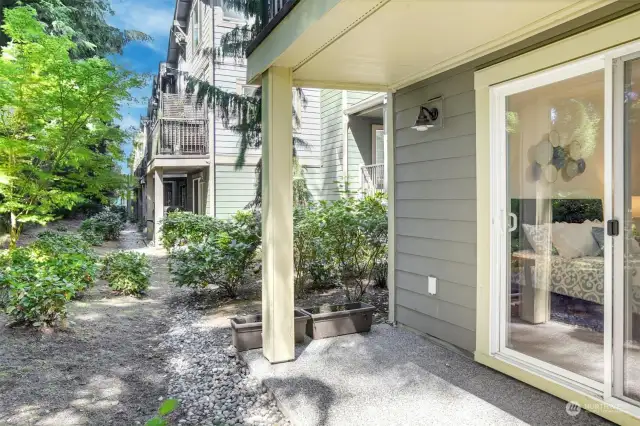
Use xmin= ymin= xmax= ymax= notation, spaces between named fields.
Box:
xmin=150 ymin=118 xmax=208 ymax=157
xmin=360 ymin=164 xmax=385 ymax=195
xmin=145 ymin=94 xmax=209 ymax=171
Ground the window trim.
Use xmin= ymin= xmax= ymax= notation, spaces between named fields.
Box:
xmin=191 ymin=0 xmax=201 ymax=49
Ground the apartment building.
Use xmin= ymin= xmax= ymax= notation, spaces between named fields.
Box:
xmin=130 ymin=0 xmax=387 ymax=243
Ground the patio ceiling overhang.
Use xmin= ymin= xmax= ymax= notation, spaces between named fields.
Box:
xmin=247 ymin=0 xmax=617 ymax=91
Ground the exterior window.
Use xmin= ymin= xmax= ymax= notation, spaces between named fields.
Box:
xmin=192 ymin=1 xmax=200 ymax=48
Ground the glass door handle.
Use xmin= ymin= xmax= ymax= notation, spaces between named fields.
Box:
xmin=508 ymin=213 xmax=518 ymax=232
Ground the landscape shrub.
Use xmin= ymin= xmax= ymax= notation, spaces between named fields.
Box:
xmin=160 ymin=212 xmax=223 ymax=249
xmin=313 ymin=193 xmax=388 ymax=301
xmin=0 ymin=234 xmax=99 ymax=326
xmin=372 ymin=258 xmax=388 ymax=288
xmin=32 ymin=231 xmax=99 ymax=292
xmin=168 ymin=210 xmax=260 ymax=297
xmin=100 ymin=251 xmax=152 ymax=296
xmin=80 ymin=210 xmax=124 ymax=241
xmin=293 ymin=207 xmax=337 ymax=295
xmin=1 ymin=253 xmax=77 ymax=326
xmin=80 ymin=228 xmax=104 ymax=246
xmin=107 ymin=205 xmax=128 ymax=223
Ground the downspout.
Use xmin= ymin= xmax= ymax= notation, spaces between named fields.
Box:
xmin=208 ymin=1 xmax=217 ymax=217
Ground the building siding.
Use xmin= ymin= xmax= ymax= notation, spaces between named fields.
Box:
xmin=393 ymin=69 xmax=477 ymax=353
xmin=319 ymin=89 xmax=345 ymax=200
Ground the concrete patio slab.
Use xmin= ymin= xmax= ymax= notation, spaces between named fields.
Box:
xmin=241 ymin=324 xmax=612 ymax=426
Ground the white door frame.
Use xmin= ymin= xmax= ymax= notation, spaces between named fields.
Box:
xmin=489 ymin=38 xmax=640 ymax=415
xmin=192 ymin=177 xmax=202 ymax=214
xmin=371 ymin=124 xmax=384 ymax=164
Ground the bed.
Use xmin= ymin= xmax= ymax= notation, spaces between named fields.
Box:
xmin=511 ymin=198 xmax=640 ymax=317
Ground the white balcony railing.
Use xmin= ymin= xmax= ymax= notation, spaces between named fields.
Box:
xmin=360 ymin=164 xmax=385 ymax=195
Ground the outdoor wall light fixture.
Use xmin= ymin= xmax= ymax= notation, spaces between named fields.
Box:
xmin=412 ymin=97 xmax=443 ymax=131
xmin=412 ymin=106 xmax=439 ymax=131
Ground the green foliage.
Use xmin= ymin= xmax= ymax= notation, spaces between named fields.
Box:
xmin=1 ymin=0 xmax=151 ymax=58
xmin=80 ymin=228 xmax=104 ymax=246
xmin=32 ymin=231 xmax=98 ymax=291
xmin=0 ymin=7 xmax=144 ymax=248
xmin=160 ymin=212 xmax=223 ymax=249
xmin=100 ymin=251 xmax=151 ymax=296
xmin=293 ymin=206 xmax=336 ymax=296
xmin=168 ymin=210 xmax=260 ymax=297
xmin=80 ymin=210 xmax=124 ymax=241
xmin=0 ymin=231 xmax=98 ymax=325
xmin=312 ymin=194 xmax=388 ymax=301
xmin=106 ymin=205 xmax=127 ymax=222
xmin=146 ymin=399 xmax=179 ymax=426
xmin=372 ymin=259 xmax=388 ymax=288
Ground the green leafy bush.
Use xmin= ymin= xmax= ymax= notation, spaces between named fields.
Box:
xmin=168 ymin=210 xmax=260 ymax=297
xmin=160 ymin=212 xmax=223 ymax=249
xmin=0 ymin=233 xmax=98 ymax=326
xmin=314 ymin=193 xmax=388 ymax=301
xmin=80 ymin=228 xmax=104 ymax=246
xmin=80 ymin=210 xmax=124 ymax=241
xmin=100 ymin=251 xmax=152 ymax=296
xmin=106 ymin=205 xmax=128 ymax=222
xmin=32 ymin=231 xmax=99 ymax=292
xmin=293 ymin=207 xmax=337 ymax=296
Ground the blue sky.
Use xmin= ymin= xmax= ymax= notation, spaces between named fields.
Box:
xmin=107 ymin=0 xmax=177 ymax=167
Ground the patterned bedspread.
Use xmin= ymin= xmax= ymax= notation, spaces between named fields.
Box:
xmin=513 ymin=250 xmax=640 ymax=313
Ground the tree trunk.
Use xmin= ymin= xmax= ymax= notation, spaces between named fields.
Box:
xmin=8 ymin=212 xmax=21 ymax=250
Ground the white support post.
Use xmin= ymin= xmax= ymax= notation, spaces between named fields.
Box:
xmin=261 ymin=67 xmax=294 ymax=364
xmin=153 ymin=168 xmax=164 ymax=245
xmin=146 ymin=174 xmax=154 ymax=240
xmin=385 ymin=91 xmax=396 ymax=324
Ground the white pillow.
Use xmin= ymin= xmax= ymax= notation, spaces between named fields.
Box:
xmin=522 ymin=223 xmax=553 ymax=254
xmin=551 ymin=221 xmax=602 ymax=259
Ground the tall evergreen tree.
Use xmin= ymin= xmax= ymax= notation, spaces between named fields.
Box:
xmin=189 ymin=0 xmax=310 ymax=207
xmin=0 ymin=0 xmax=150 ymax=58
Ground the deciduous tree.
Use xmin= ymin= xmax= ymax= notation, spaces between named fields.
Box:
xmin=0 ymin=7 xmax=144 ymax=248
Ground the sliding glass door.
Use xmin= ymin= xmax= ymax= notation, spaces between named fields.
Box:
xmin=613 ymin=54 xmax=640 ymax=405
xmin=490 ymin=34 xmax=640 ymax=417
xmin=497 ymin=63 xmax=606 ymax=389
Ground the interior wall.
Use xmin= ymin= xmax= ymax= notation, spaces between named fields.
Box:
xmin=508 ymin=71 xmax=605 ymax=202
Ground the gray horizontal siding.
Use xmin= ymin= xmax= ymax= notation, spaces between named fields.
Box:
xmin=393 ymin=69 xmax=477 ymax=353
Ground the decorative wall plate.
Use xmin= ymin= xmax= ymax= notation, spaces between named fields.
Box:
xmin=535 ymin=141 xmax=554 ymax=165
xmin=543 ymin=165 xmax=558 ymax=183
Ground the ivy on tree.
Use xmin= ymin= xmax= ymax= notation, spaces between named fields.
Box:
xmin=0 ymin=7 xmax=144 ymax=248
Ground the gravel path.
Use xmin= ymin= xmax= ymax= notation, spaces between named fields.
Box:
xmin=0 ymin=223 xmax=290 ymax=426
xmin=160 ymin=307 xmax=289 ymax=426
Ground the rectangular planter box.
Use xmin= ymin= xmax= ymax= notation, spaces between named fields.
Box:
xmin=300 ymin=302 xmax=376 ymax=340
xmin=230 ymin=310 xmax=310 ymax=352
